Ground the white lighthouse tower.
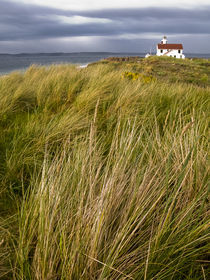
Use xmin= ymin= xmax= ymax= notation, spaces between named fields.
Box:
xmin=161 ymin=36 xmax=168 ymax=44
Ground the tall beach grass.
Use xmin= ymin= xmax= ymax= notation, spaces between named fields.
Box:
xmin=0 ymin=61 xmax=209 ymax=279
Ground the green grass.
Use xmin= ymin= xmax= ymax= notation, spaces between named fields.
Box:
xmin=94 ymin=56 xmax=210 ymax=86
xmin=0 ymin=58 xmax=209 ymax=279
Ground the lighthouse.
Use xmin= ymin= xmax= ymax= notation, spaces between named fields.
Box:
xmin=156 ymin=36 xmax=185 ymax=59
xmin=161 ymin=36 xmax=168 ymax=44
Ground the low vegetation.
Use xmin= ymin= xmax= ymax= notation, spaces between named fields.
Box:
xmin=0 ymin=57 xmax=209 ymax=279
xmin=97 ymin=56 xmax=210 ymax=86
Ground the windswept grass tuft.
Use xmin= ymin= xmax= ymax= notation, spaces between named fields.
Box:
xmin=0 ymin=60 xmax=209 ymax=279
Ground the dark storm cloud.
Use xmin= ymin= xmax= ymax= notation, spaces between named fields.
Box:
xmin=0 ymin=0 xmax=210 ymax=53
xmin=81 ymin=7 xmax=210 ymax=21
xmin=0 ymin=0 xmax=210 ymax=42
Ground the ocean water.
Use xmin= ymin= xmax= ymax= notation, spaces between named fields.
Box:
xmin=0 ymin=52 xmax=143 ymax=75
xmin=0 ymin=52 xmax=209 ymax=75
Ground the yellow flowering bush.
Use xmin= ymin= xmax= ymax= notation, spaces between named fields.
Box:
xmin=122 ymin=71 xmax=156 ymax=83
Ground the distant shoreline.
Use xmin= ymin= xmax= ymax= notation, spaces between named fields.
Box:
xmin=0 ymin=52 xmax=210 ymax=57
xmin=0 ymin=53 xmax=209 ymax=76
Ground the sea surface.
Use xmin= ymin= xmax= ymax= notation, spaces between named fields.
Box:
xmin=0 ymin=52 xmax=209 ymax=75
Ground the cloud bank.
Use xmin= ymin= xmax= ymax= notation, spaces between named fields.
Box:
xmin=0 ymin=0 xmax=210 ymax=53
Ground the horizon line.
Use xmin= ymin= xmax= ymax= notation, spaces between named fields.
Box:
xmin=0 ymin=51 xmax=210 ymax=55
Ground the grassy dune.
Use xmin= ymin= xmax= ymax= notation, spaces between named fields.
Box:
xmin=0 ymin=57 xmax=209 ymax=279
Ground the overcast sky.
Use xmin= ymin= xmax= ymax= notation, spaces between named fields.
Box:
xmin=0 ymin=0 xmax=210 ymax=53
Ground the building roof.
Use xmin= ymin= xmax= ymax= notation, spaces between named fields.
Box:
xmin=157 ymin=44 xmax=183 ymax=50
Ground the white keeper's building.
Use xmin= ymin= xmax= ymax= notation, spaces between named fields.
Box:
xmin=156 ymin=36 xmax=185 ymax=59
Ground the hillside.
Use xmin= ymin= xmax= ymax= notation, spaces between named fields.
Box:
xmin=0 ymin=57 xmax=209 ymax=279
xmin=93 ymin=56 xmax=210 ymax=86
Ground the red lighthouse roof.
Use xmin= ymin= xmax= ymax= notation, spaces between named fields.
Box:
xmin=158 ymin=44 xmax=183 ymax=50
